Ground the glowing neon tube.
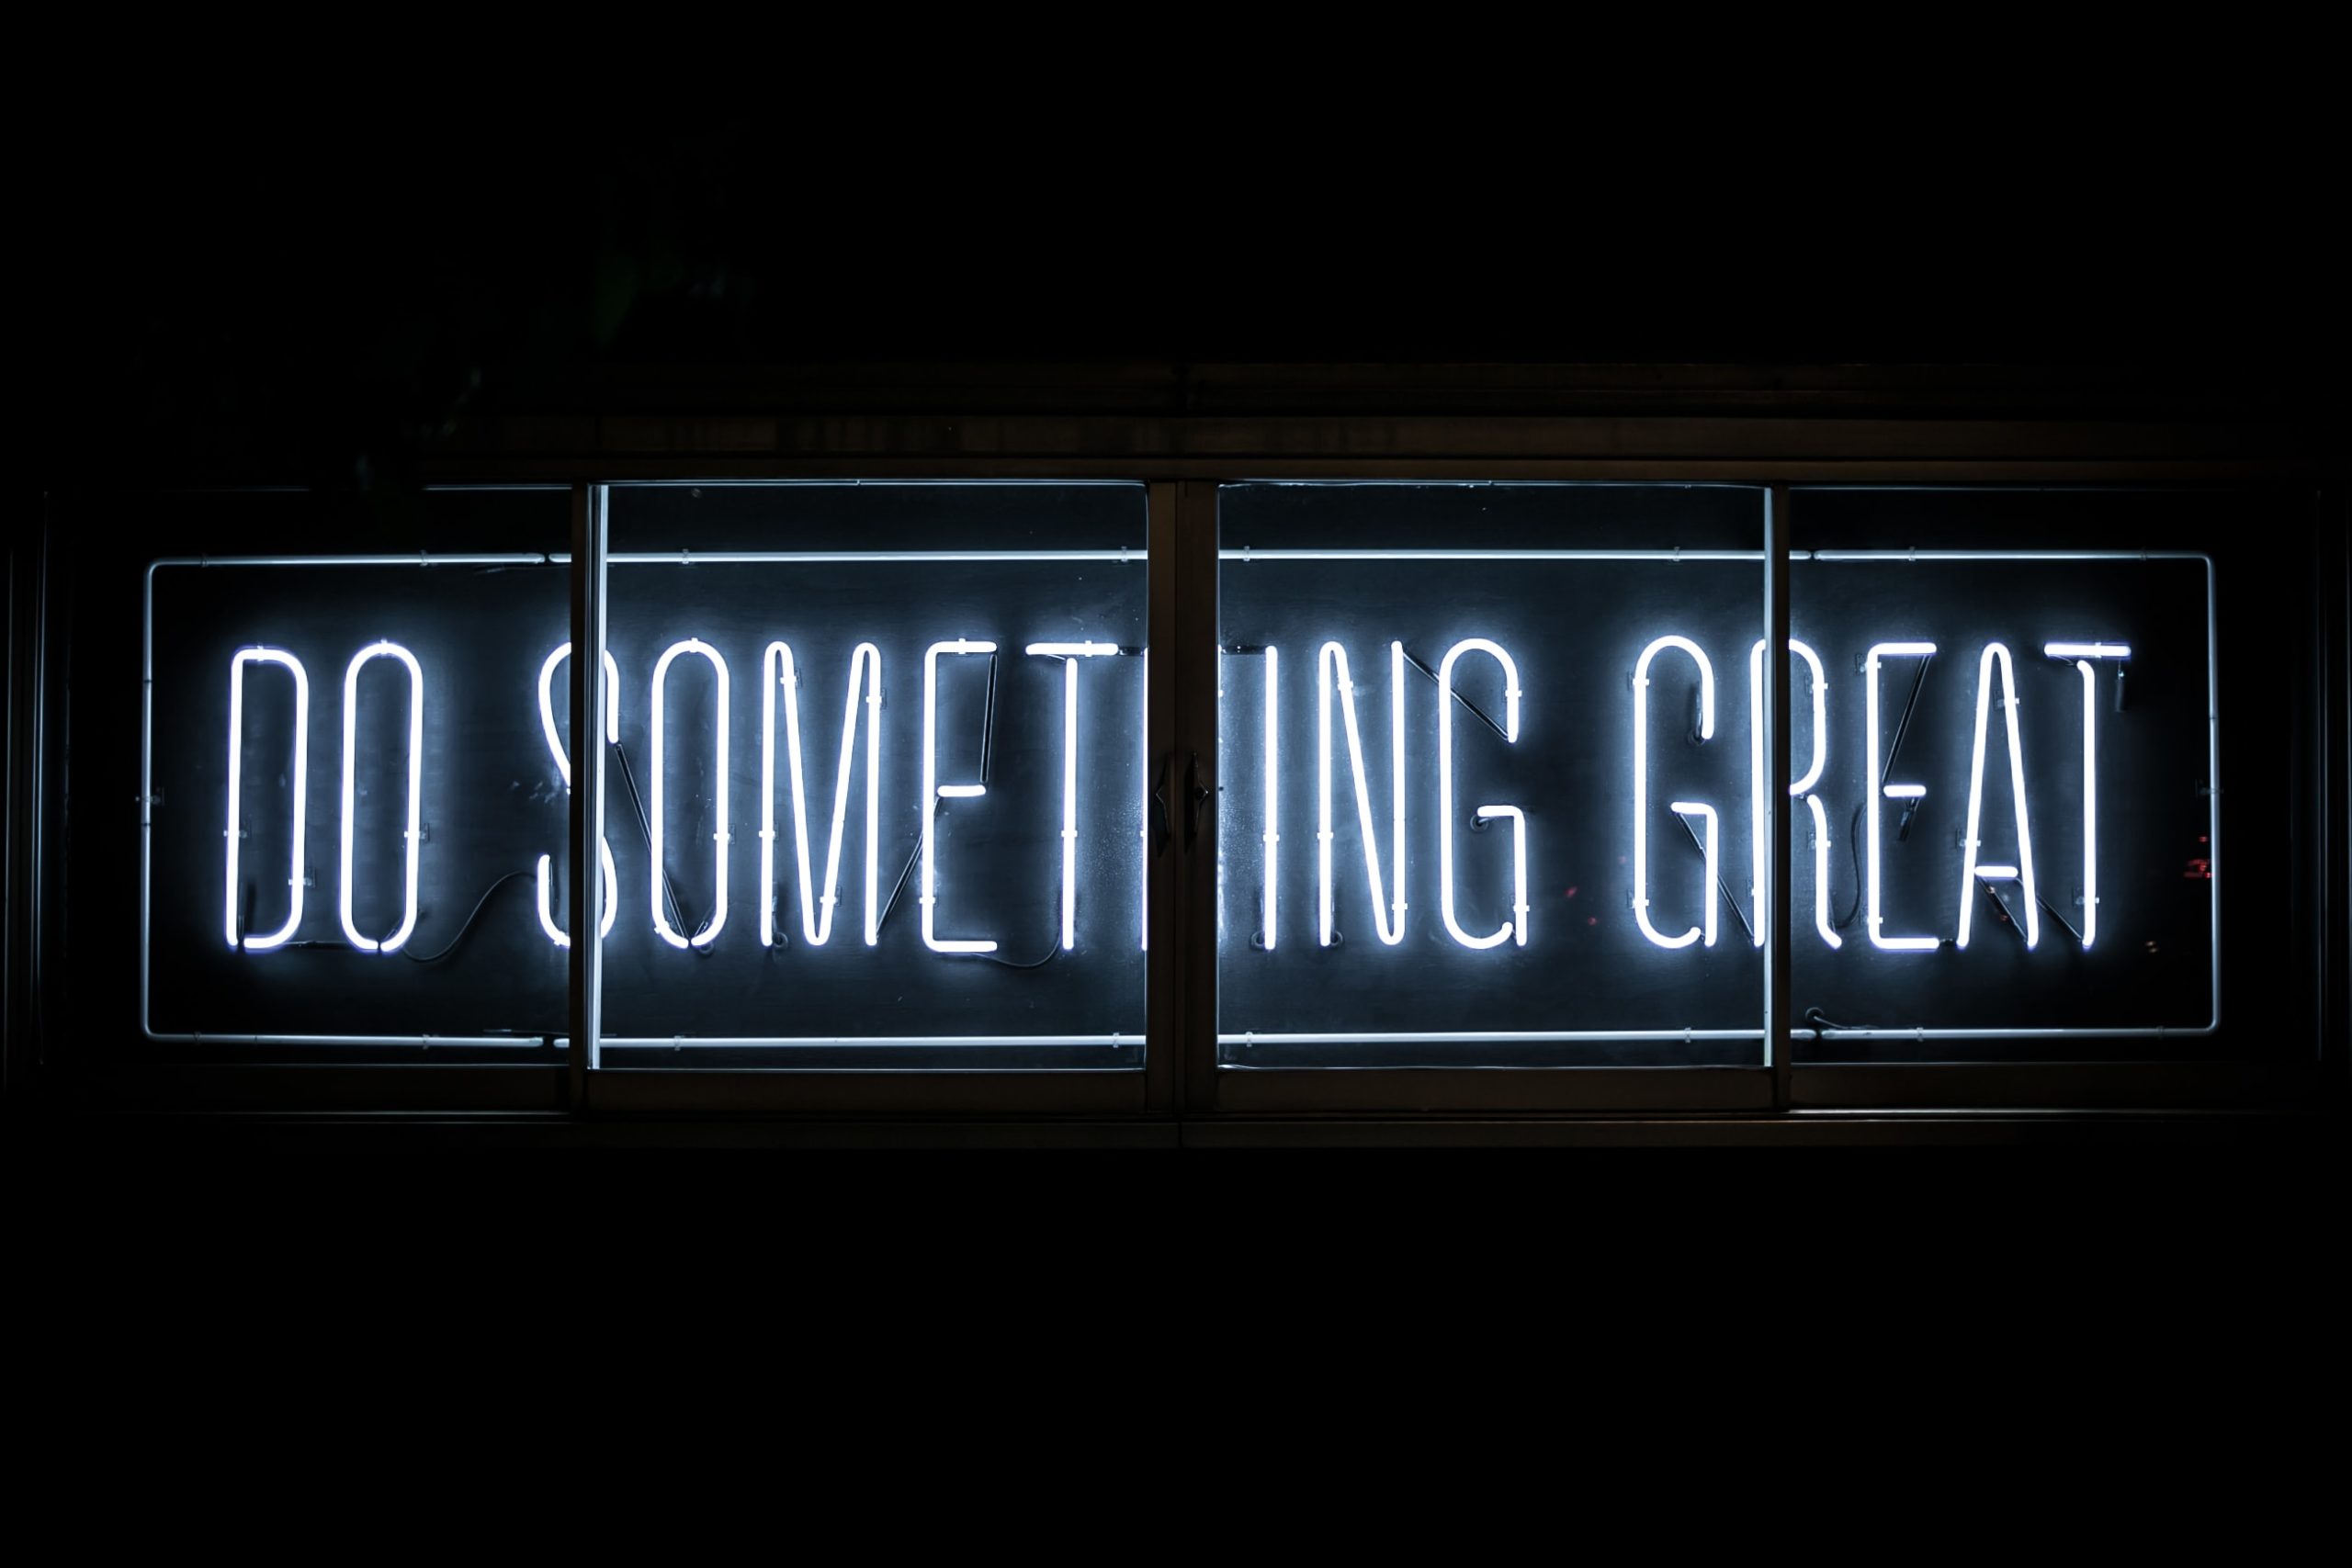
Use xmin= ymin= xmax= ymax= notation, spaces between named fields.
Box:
xmin=1317 ymin=640 xmax=1408 ymax=946
xmin=1262 ymin=647 xmax=1278 ymax=952
xmin=535 ymin=845 xmax=618 ymax=951
xmin=2074 ymin=655 xmax=2098 ymax=951
xmin=763 ymin=641 xmax=883 ymax=949
xmin=1748 ymin=637 xmax=1827 ymax=947
xmin=1955 ymin=641 xmax=2040 ymax=949
xmin=1437 ymin=637 xmax=1524 ymax=950
xmin=338 ymin=642 xmax=424 ymax=953
xmin=1026 ymin=642 xmax=1119 ymax=951
xmin=922 ymin=638 xmax=999 ymax=953
xmin=534 ymin=642 xmax=620 ymax=948
xmin=1632 ymin=636 xmax=1714 ymax=950
xmin=1864 ymin=642 xmax=1939 ymax=952
xmin=650 ymin=638 xmax=729 ymax=950
xmin=1474 ymin=807 xmax=1529 ymax=947
xmin=1668 ymin=801 xmax=1720 ymax=948
xmin=2045 ymin=642 xmax=2129 ymax=949
xmin=1139 ymin=649 xmax=1149 ymax=953
xmin=1804 ymin=793 xmax=1841 ymax=949
xmin=224 ymin=648 xmax=310 ymax=952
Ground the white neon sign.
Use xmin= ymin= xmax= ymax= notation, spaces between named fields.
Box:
xmin=1027 ymin=642 xmax=1121 ymax=951
xmin=1804 ymin=793 xmax=1841 ymax=949
xmin=1140 ymin=649 xmax=1151 ymax=953
xmin=534 ymin=641 xmax=620 ymax=949
xmin=1261 ymin=647 xmax=1278 ymax=951
xmin=922 ymin=638 xmax=999 ymax=953
xmin=2046 ymin=642 xmax=2130 ymax=950
xmin=194 ymin=612 xmax=2168 ymax=1005
xmin=1437 ymin=638 xmax=1527 ymax=950
xmin=1955 ymin=641 xmax=2041 ymax=949
xmin=223 ymin=648 xmax=311 ymax=952
xmin=1318 ymin=640 xmax=1408 ymax=946
xmin=649 ymin=638 xmax=729 ymax=949
xmin=1748 ymin=637 xmax=1828 ymax=948
xmin=1668 ymin=800 xmax=1720 ymax=949
xmin=1632 ymin=636 xmax=1716 ymax=950
xmin=337 ymin=641 xmax=424 ymax=953
xmin=1864 ymin=641 xmax=1939 ymax=952
xmin=762 ymin=641 xmax=883 ymax=949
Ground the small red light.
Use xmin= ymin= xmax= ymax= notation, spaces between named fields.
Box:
xmin=1563 ymin=885 xmax=1579 ymax=899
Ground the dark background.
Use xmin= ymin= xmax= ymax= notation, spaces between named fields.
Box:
xmin=26 ymin=114 xmax=2348 ymax=496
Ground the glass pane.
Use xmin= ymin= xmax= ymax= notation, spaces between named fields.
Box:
xmin=1217 ymin=482 xmax=1769 ymax=1067
xmin=592 ymin=482 xmax=1148 ymax=1070
xmin=1789 ymin=488 xmax=2304 ymax=1063
xmin=123 ymin=490 xmax=574 ymax=1055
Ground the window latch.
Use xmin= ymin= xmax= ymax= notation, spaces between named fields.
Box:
xmin=1150 ymin=754 xmax=1172 ymax=858
xmin=1185 ymin=751 xmax=1211 ymax=851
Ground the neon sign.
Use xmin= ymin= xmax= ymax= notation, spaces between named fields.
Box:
xmin=193 ymin=623 xmax=2189 ymax=964
xmin=141 ymin=547 xmax=2215 ymax=1054
xmin=221 ymin=648 xmax=309 ymax=953
xmin=1217 ymin=548 xmax=2217 ymax=1051
xmin=143 ymin=550 xmax=1151 ymax=1050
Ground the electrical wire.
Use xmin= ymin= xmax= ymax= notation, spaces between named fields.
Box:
xmin=978 ymin=941 xmax=1060 ymax=970
xmin=877 ymin=827 xmax=924 ymax=936
xmin=1836 ymin=802 xmax=1865 ymax=931
xmin=2036 ymin=889 xmax=2085 ymax=946
xmin=871 ymin=806 xmax=1058 ymax=969
xmin=979 ymin=653 xmax=999 ymax=784
xmin=1881 ymin=652 xmax=1934 ymax=783
xmin=403 ymin=870 xmax=536 ymax=963
xmin=1399 ymin=645 xmax=1508 ymax=739
xmin=1830 ymin=651 xmax=1938 ymax=934
xmin=609 ymin=736 xmax=709 ymax=952
xmin=1675 ymin=808 xmax=1754 ymax=944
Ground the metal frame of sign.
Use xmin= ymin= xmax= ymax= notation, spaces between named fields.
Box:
xmin=1792 ymin=548 xmax=2219 ymax=1043
xmin=139 ymin=553 xmax=560 ymax=1050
